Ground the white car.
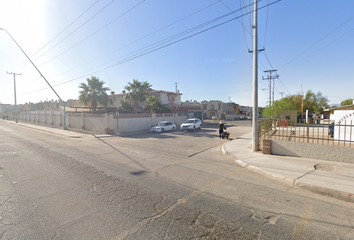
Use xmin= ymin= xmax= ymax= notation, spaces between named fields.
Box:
xmin=150 ymin=121 xmax=176 ymax=133
xmin=180 ymin=118 xmax=202 ymax=132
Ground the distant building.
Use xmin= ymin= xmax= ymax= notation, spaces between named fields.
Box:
xmin=222 ymin=102 xmax=240 ymax=115
xmin=22 ymin=101 xmax=60 ymax=111
xmin=0 ymin=104 xmax=16 ymax=112
xmin=201 ymin=100 xmax=223 ymax=119
xmin=108 ymin=89 xmax=182 ymax=112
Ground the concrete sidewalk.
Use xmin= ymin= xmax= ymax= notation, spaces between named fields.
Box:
xmin=222 ymin=132 xmax=354 ymax=203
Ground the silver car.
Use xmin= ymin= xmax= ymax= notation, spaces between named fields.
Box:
xmin=150 ymin=121 xmax=176 ymax=133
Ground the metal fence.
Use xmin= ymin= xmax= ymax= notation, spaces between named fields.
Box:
xmin=259 ymin=119 xmax=354 ymax=149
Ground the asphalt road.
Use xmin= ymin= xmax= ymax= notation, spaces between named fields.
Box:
xmin=0 ymin=120 xmax=354 ymax=240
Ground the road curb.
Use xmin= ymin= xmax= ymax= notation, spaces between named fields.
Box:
xmin=295 ymin=181 xmax=354 ymax=203
xmin=234 ymin=159 xmax=295 ymax=187
xmin=221 ymin=141 xmax=354 ymax=203
xmin=221 ymin=144 xmax=228 ymax=155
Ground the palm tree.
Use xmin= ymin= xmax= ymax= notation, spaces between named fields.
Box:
xmin=124 ymin=79 xmax=152 ymax=112
xmin=79 ymin=76 xmax=110 ymax=112
xmin=144 ymin=95 xmax=160 ymax=113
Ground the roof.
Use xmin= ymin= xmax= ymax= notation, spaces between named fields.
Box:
xmin=146 ymin=89 xmax=182 ymax=95
xmin=324 ymin=104 xmax=354 ymax=112
xmin=109 ymin=89 xmax=182 ymax=97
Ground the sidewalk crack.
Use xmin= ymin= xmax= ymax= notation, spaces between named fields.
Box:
xmin=295 ymin=169 xmax=316 ymax=181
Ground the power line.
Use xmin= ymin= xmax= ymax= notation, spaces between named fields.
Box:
xmin=42 ymin=0 xmax=260 ymax=87
xmin=262 ymin=0 xmax=270 ymax=45
xmin=40 ymin=0 xmax=253 ymax=68
xmin=263 ymin=51 xmax=274 ymax=69
xmin=33 ymin=0 xmax=117 ymax=62
xmin=278 ymin=78 xmax=290 ymax=95
xmin=30 ymin=0 xmax=101 ymax=59
xmin=283 ymin=26 xmax=354 ymax=71
xmin=280 ymin=12 xmax=354 ymax=70
xmin=23 ymin=0 xmax=282 ymax=94
xmin=220 ymin=0 xmax=252 ymax=49
xmin=39 ymin=0 xmax=221 ymax=83
xmin=38 ymin=0 xmax=146 ymax=66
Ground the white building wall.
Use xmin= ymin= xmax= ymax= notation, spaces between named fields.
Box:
xmin=332 ymin=110 xmax=354 ymax=142
xmin=160 ymin=94 xmax=169 ymax=104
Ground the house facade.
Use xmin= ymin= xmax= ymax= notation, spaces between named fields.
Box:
xmin=201 ymin=100 xmax=223 ymax=119
xmin=108 ymin=89 xmax=182 ymax=112
xmin=200 ymin=101 xmax=243 ymax=119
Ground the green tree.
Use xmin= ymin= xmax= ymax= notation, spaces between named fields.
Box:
xmin=341 ymin=98 xmax=353 ymax=106
xmin=262 ymin=95 xmax=298 ymax=118
xmin=144 ymin=96 xmax=171 ymax=113
xmin=261 ymin=90 xmax=329 ymax=118
xmin=117 ymin=99 xmax=134 ymax=113
xmin=78 ymin=76 xmax=110 ymax=111
xmin=124 ymin=79 xmax=152 ymax=113
xmin=303 ymin=90 xmax=329 ymax=114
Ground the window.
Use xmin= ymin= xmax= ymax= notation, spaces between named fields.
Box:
xmin=211 ymin=105 xmax=215 ymax=110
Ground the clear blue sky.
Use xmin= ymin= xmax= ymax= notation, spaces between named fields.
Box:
xmin=1 ymin=0 xmax=353 ymax=107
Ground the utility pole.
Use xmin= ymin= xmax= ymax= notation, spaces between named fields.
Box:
xmin=279 ymin=92 xmax=285 ymax=98
xmin=262 ymin=70 xmax=279 ymax=118
xmin=262 ymin=75 xmax=272 ymax=108
xmin=175 ymin=82 xmax=178 ymax=93
xmin=6 ymin=71 xmax=21 ymax=123
xmin=263 ymin=70 xmax=278 ymax=105
xmin=1 ymin=28 xmax=67 ymax=130
xmin=249 ymin=0 xmax=264 ymax=151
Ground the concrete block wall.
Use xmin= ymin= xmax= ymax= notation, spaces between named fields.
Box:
xmin=272 ymin=140 xmax=354 ymax=163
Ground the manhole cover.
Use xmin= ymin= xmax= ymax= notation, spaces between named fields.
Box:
xmin=314 ymin=164 xmax=336 ymax=172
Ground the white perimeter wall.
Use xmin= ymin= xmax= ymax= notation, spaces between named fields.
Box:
xmin=4 ymin=110 xmax=187 ymax=135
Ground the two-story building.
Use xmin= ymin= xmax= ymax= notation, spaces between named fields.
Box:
xmin=201 ymin=100 xmax=223 ymax=119
xmin=200 ymin=101 xmax=243 ymax=119
xmin=108 ymin=89 xmax=182 ymax=112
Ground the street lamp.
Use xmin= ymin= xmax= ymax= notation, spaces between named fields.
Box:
xmin=0 ymin=28 xmax=67 ymax=130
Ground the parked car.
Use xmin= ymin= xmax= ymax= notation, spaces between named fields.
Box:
xmin=150 ymin=121 xmax=176 ymax=133
xmin=211 ymin=115 xmax=218 ymax=120
xmin=180 ymin=118 xmax=202 ymax=131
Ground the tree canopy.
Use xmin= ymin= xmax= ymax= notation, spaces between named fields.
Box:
xmin=341 ymin=98 xmax=353 ymax=106
xmin=124 ymin=79 xmax=152 ymax=113
xmin=144 ymin=96 xmax=171 ymax=113
xmin=117 ymin=99 xmax=134 ymax=113
xmin=78 ymin=76 xmax=110 ymax=112
xmin=262 ymin=90 xmax=329 ymax=118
